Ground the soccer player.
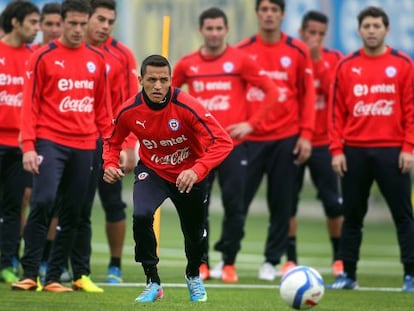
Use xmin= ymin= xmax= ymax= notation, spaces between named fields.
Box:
xmin=31 ymin=2 xmax=62 ymax=50
xmin=80 ymin=0 xmax=137 ymax=285
xmin=172 ymin=7 xmax=279 ymax=283
xmin=21 ymin=2 xmax=63 ymax=282
xmin=12 ymin=0 xmax=112 ymax=292
xmin=0 ymin=0 xmax=39 ymax=284
xmin=101 ymin=4 xmax=140 ymax=283
xmin=327 ymin=6 xmax=414 ymax=292
xmin=236 ymin=0 xmax=316 ymax=281
xmin=103 ymin=54 xmax=233 ymax=302
xmin=283 ymin=10 xmax=344 ymax=276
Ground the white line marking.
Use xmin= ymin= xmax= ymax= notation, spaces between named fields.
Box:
xmin=95 ymin=282 xmax=402 ymax=292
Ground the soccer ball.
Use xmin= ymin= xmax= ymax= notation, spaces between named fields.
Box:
xmin=279 ymin=266 xmax=324 ymax=310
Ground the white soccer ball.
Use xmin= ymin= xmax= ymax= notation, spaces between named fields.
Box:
xmin=279 ymin=265 xmax=324 ymax=310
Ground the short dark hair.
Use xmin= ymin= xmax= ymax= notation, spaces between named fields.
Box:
xmin=0 ymin=0 xmax=39 ymax=34
xmin=301 ymin=10 xmax=328 ymax=30
xmin=140 ymin=55 xmax=171 ymax=76
xmin=61 ymin=0 xmax=91 ymax=20
xmin=89 ymin=0 xmax=117 ymax=15
xmin=40 ymin=2 xmax=61 ymax=22
xmin=255 ymin=0 xmax=285 ymax=13
xmin=198 ymin=7 xmax=227 ymax=28
xmin=357 ymin=6 xmax=389 ymax=28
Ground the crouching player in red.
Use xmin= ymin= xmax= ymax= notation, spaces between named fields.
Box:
xmin=102 ymin=55 xmax=233 ymax=303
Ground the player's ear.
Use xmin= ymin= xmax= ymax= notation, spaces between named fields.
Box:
xmin=138 ymin=75 xmax=143 ymax=86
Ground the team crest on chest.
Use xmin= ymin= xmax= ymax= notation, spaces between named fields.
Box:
xmin=168 ymin=119 xmax=180 ymax=131
xmin=385 ymin=66 xmax=397 ymax=78
xmin=87 ymin=61 xmax=96 ymax=73
xmin=280 ymin=56 xmax=291 ymax=68
xmin=222 ymin=61 xmax=234 ymax=73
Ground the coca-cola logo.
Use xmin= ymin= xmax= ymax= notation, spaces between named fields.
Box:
xmin=197 ymin=95 xmax=230 ymax=111
xmin=59 ymin=96 xmax=94 ymax=113
xmin=353 ymin=100 xmax=395 ymax=117
xmin=150 ymin=147 xmax=190 ymax=165
xmin=0 ymin=91 xmax=22 ymax=107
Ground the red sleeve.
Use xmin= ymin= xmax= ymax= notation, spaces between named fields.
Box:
xmin=94 ymin=57 xmax=113 ymax=140
xmin=319 ymin=51 xmax=343 ymax=100
xmin=190 ymin=113 xmax=233 ymax=180
xmin=172 ymin=59 xmax=187 ymax=88
xmin=103 ymin=98 xmax=135 ymax=169
xmin=239 ymin=54 xmax=279 ymax=129
xmin=297 ymin=47 xmax=317 ymax=140
xmin=328 ymin=64 xmax=347 ymax=156
xmin=122 ymin=132 xmax=138 ymax=150
xmin=180 ymin=93 xmax=233 ymax=180
xmin=401 ymin=62 xmax=414 ymax=153
xmin=21 ymin=52 xmax=43 ymax=152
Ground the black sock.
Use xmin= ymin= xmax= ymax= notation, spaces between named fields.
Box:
xmin=343 ymin=261 xmax=357 ymax=280
xmin=330 ymin=237 xmax=340 ymax=261
xmin=109 ymin=257 xmax=121 ymax=269
xmin=223 ymin=253 xmax=236 ymax=266
xmin=143 ymin=264 xmax=161 ymax=285
xmin=403 ymin=263 xmax=414 ymax=277
xmin=42 ymin=240 xmax=52 ymax=262
xmin=186 ymin=262 xmax=200 ymax=277
xmin=287 ymin=237 xmax=297 ymax=263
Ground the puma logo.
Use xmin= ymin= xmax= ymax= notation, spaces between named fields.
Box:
xmin=351 ymin=67 xmax=362 ymax=76
xmin=54 ymin=60 xmax=65 ymax=68
xmin=135 ymin=120 xmax=146 ymax=128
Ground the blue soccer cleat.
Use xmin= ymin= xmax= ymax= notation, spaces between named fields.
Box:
xmin=185 ymin=275 xmax=207 ymax=302
xmin=106 ymin=266 xmax=123 ymax=284
xmin=402 ymin=275 xmax=414 ymax=292
xmin=325 ymin=273 xmax=358 ymax=290
xmin=135 ymin=282 xmax=164 ymax=302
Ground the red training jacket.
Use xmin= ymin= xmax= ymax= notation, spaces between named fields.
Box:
xmin=237 ymin=32 xmax=316 ymax=142
xmin=20 ymin=39 xmax=113 ymax=152
xmin=329 ymin=46 xmax=414 ymax=155
xmin=103 ymin=88 xmax=233 ymax=183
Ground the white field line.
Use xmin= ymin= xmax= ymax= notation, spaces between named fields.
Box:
xmin=94 ymin=282 xmax=402 ymax=292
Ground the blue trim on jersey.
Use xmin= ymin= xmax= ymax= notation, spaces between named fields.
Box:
xmin=285 ymin=36 xmax=306 ymax=58
xmin=31 ymin=43 xmax=58 ymax=103
xmin=171 ymin=88 xmax=217 ymax=141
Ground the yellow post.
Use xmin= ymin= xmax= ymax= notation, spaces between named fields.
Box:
xmin=154 ymin=15 xmax=171 ymax=254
